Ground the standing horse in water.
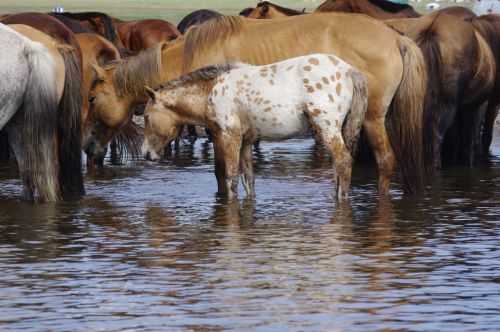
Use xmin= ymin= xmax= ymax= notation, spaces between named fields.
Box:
xmin=0 ymin=24 xmax=80 ymax=202
xmin=142 ymin=55 xmax=368 ymax=200
xmin=87 ymin=15 xmax=427 ymax=195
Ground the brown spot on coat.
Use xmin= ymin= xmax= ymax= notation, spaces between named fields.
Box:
xmin=303 ymin=78 xmax=309 ymax=84
xmin=316 ymin=83 xmax=322 ymax=90
xmin=269 ymin=80 xmax=274 ymax=85
xmin=328 ymin=94 xmax=335 ymax=102
xmin=286 ymin=65 xmax=294 ymax=71
xmin=322 ymin=77 xmax=330 ymax=84
xmin=311 ymin=109 xmax=322 ymax=117
xmin=308 ymin=57 xmax=320 ymax=65
xmin=328 ymin=56 xmax=339 ymax=65
xmin=271 ymin=65 xmax=277 ymax=73
xmin=325 ymin=120 xmax=331 ymax=126
xmin=305 ymin=85 xmax=314 ymax=93
xmin=264 ymin=107 xmax=272 ymax=112
xmin=336 ymin=72 xmax=341 ymax=80
xmin=303 ymin=65 xmax=312 ymax=71
xmin=336 ymin=83 xmax=342 ymax=96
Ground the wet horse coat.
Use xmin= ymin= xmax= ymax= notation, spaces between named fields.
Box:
xmin=142 ymin=54 xmax=368 ymax=200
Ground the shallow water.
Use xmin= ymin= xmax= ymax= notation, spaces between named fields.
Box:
xmin=0 ymin=132 xmax=499 ymax=332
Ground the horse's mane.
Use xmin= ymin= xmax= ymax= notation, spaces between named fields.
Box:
xmin=177 ymin=9 xmax=223 ymax=33
xmin=257 ymin=1 xmax=305 ymax=16
xmin=58 ymin=12 xmax=119 ymax=43
xmin=105 ymin=43 xmax=164 ymax=97
xmin=367 ymin=0 xmax=415 ymax=13
xmin=183 ymin=16 xmax=244 ymax=71
xmin=49 ymin=13 xmax=92 ymax=33
xmin=158 ymin=63 xmax=238 ymax=91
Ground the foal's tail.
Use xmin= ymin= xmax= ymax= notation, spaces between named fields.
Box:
xmin=343 ymin=69 xmax=368 ymax=157
xmin=389 ymin=35 xmax=427 ymax=194
xmin=23 ymin=41 xmax=60 ymax=202
xmin=57 ymin=45 xmax=85 ymax=199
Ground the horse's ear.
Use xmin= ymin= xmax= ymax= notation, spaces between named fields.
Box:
xmin=302 ymin=8 xmax=306 ymax=13
xmin=145 ymin=86 xmax=157 ymax=101
xmin=91 ymin=63 xmax=106 ymax=82
xmin=261 ymin=4 xmax=269 ymax=14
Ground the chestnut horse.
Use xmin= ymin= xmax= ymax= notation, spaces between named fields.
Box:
xmin=386 ymin=12 xmax=496 ymax=168
xmin=75 ymin=33 xmax=142 ymax=167
xmin=117 ymin=19 xmax=180 ymax=53
xmin=1 ymin=13 xmax=85 ymax=199
xmin=2 ymin=24 xmax=84 ymax=201
xmin=245 ymin=2 xmax=306 ymax=19
xmin=87 ymin=15 xmax=427 ymax=195
xmin=316 ymin=0 xmax=420 ymax=19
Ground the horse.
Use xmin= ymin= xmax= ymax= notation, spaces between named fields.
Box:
xmin=49 ymin=13 xmax=94 ymax=34
xmin=0 ymin=23 xmax=83 ymax=202
xmin=316 ymin=0 xmax=420 ymax=19
xmin=177 ymin=9 xmax=223 ymax=34
xmin=439 ymin=7 xmax=500 ymax=156
xmin=75 ymin=33 xmax=142 ymax=167
xmin=386 ymin=12 xmax=496 ymax=168
xmin=116 ymin=19 xmax=180 ymax=53
xmin=245 ymin=2 xmax=306 ymax=19
xmin=87 ymin=15 xmax=428 ymax=195
xmin=142 ymin=54 xmax=368 ymax=200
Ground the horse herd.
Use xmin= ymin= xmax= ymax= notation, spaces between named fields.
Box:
xmin=0 ymin=0 xmax=499 ymax=203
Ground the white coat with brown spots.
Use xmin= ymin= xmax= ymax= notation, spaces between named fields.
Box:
xmin=142 ymin=54 xmax=368 ymax=200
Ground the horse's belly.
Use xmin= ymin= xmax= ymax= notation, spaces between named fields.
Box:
xmin=251 ymin=109 xmax=309 ymax=141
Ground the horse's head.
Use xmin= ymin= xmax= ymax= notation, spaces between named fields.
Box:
xmin=84 ymin=63 xmax=131 ymax=162
xmin=141 ymin=87 xmax=181 ymax=162
xmin=246 ymin=2 xmax=304 ymax=19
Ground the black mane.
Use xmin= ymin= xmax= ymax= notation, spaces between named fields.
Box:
xmin=258 ymin=1 xmax=306 ymax=16
xmin=367 ymin=0 xmax=414 ymax=13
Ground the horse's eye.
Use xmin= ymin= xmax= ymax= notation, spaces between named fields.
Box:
xmin=89 ymin=96 xmax=96 ymax=103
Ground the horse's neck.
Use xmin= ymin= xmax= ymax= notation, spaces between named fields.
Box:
xmin=171 ymin=83 xmax=212 ymax=126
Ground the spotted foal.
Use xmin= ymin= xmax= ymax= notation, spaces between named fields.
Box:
xmin=142 ymin=54 xmax=368 ymax=200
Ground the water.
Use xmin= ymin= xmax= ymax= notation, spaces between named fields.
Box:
xmin=1 ymin=133 xmax=499 ymax=332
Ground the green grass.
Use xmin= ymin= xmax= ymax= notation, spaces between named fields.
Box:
xmin=0 ymin=0 xmax=473 ymax=23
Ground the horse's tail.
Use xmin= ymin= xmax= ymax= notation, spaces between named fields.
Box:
xmin=57 ymin=45 xmax=85 ymax=199
xmin=389 ymin=35 xmax=427 ymax=194
xmin=343 ymin=69 xmax=368 ymax=157
xmin=23 ymin=41 xmax=60 ymax=202
xmin=414 ymin=17 xmax=445 ymax=174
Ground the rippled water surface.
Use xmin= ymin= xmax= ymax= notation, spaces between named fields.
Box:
xmin=1 ymin=132 xmax=499 ymax=331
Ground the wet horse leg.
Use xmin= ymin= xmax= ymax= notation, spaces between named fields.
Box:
xmin=363 ymin=116 xmax=396 ymax=195
xmin=239 ymin=142 xmax=255 ymax=197
xmin=0 ymin=130 xmax=9 ymax=161
xmin=481 ymin=101 xmax=499 ymax=156
xmin=213 ymin=132 xmax=242 ymax=199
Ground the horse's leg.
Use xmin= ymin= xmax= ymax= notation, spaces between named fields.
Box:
xmin=187 ymin=125 xmax=198 ymax=144
xmin=5 ymin=124 xmax=34 ymax=201
xmin=0 ymin=130 xmax=10 ymax=162
xmin=481 ymin=102 xmax=499 ymax=156
xmin=213 ymin=132 xmax=242 ymax=199
xmin=363 ymin=116 xmax=396 ymax=195
xmin=305 ymin=109 xmax=352 ymax=200
xmin=240 ymin=141 xmax=255 ymax=197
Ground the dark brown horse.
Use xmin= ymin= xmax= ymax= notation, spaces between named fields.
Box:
xmin=52 ymin=11 xmax=127 ymax=53
xmin=440 ymin=7 xmax=500 ymax=156
xmin=316 ymin=0 xmax=420 ymax=19
xmin=117 ymin=19 xmax=180 ymax=53
xmin=387 ymin=12 xmax=496 ymax=169
xmin=177 ymin=9 xmax=223 ymax=34
xmin=245 ymin=2 xmax=306 ymax=19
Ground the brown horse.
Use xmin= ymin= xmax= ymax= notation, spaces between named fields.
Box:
xmin=9 ymin=24 xmax=85 ymax=200
xmin=245 ymin=2 xmax=306 ymax=19
xmin=316 ymin=0 xmax=420 ymax=19
xmin=75 ymin=33 xmax=142 ymax=167
xmin=386 ymin=12 xmax=496 ymax=169
xmin=439 ymin=7 xmax=500 ymax=156
xmin=117 ymin=19 xmax=180 ymax=53
xmin=87 ymin=14 xmax=428 ymax=195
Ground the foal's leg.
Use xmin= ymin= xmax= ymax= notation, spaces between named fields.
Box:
xmin=240 ymin=142 xmax=255 ymax=197
xmin=213 ymin=132 xmax=242 ymax=199
xmin=305 ymin=110 xmax=353 ymax=200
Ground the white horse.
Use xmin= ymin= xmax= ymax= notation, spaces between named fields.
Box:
xmin=0 ymin=23 xmax=60 ymax=202
xmin=142 ymin=54 xmax=368 ymax=200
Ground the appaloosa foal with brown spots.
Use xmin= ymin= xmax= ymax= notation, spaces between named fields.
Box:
xmin=142 ymin=54 xmax=368 ymax=200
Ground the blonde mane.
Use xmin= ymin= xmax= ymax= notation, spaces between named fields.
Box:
xmin=105 ymin=43 xmax=164 ymax=97
xmin=183 ymin=16 xmax=245 ymax=72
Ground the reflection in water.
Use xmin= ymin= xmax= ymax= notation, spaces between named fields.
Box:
xmin=0 ymin=135 xmax=499 ymax=331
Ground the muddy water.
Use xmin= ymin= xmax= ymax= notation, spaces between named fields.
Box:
xmin=0 ymin=132 xmax=499 ymax=331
